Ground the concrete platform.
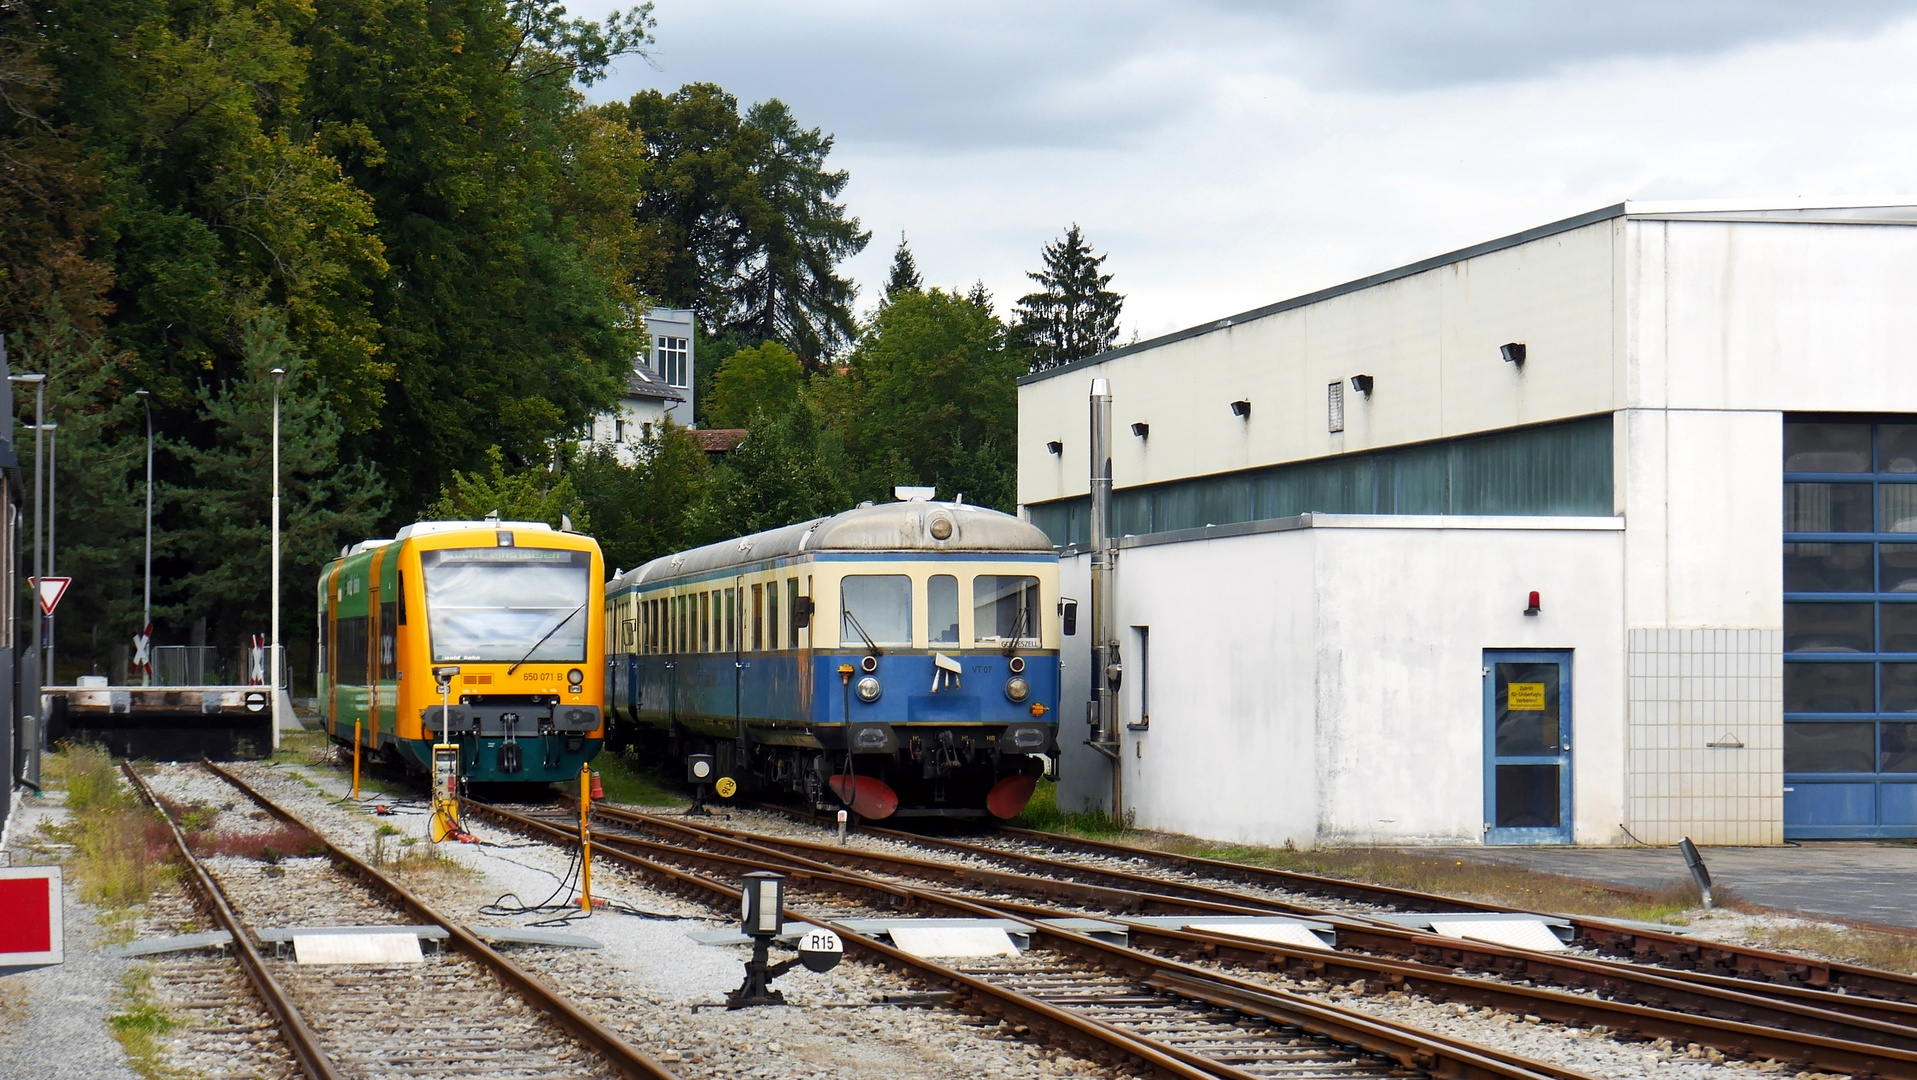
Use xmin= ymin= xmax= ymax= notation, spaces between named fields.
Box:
xmin=1434 ymin=843 xmax=1917 ymax=930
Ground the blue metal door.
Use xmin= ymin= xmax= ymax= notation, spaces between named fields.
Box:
xmin=1483 ymin=650 xmax=1573 ymax=845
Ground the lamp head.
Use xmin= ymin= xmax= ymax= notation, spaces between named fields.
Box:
xmin=8 ymin=373 xmax=45 ymax=384
xmin=270 ymin=367 xmax=285 ymax=385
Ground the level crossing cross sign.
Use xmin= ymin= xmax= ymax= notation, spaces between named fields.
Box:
xmin=33 ymin=576 xmax=70 ymax=616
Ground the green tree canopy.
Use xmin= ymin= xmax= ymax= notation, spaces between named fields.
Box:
xmin=1013 ymin=224 xmax=1123 ymax=372
xmin=426 ymin=446 xmax=589 ymax=532
xmin=695 ymin=401 xmax=850 ymax=537
xmin=823 ymin=287 xmax=1021 ymax=510
xmin=569 ymin=420 xmax=711 ymax=571
xmin=704 ymin=342 xmax=804 ymax=429
xmin=164 ymin=317 xmax=387 ymax=650
xmin=605 ymin=84 xmax=867 ymax=369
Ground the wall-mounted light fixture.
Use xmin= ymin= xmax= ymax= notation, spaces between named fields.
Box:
xmin=1229 ymin=399 xmax=1251 ymax=418
xmin=1501 ymin=342 xmax=1526 ymax=368
xmin=1045 ymin=440 xmax=1063 ymax=456
xmin=1130 ymin=422 xmax=1149 ymax=439
xmin=1349 ymin=374 xmax=1374 ymax=396
xmin=1523 ymin=590 xmax=1541 ymax=616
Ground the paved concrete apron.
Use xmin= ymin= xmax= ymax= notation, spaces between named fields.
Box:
xmin=1429 ymin=843 xmax=1917 ymax=928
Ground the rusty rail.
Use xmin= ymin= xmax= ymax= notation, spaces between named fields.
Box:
xmin=122 ymin=762 xmax=342 ymax=1080
xmin=199 ymin=762 xmax=683 ymax=1080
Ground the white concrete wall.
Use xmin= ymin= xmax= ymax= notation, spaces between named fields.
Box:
xmin=1019 ymin=218 xmax=1622 ymax=507
xmin=1061 ymin=517 xmax=1625 ymax=846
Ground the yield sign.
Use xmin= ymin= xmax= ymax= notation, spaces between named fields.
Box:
xmin=34 ymin=576 xmax=70 ymax=616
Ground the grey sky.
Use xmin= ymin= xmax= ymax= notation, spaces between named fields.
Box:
xmin=580 ymin=2 xmax=1917 ymax=339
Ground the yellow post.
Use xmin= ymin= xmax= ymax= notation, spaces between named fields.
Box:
xmin=578 ymin=761 xmax=592 ymax=911
xmin=352 ymin=721 xmax=362 ymax=800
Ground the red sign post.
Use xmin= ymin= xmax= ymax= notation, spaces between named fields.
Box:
xmin=0 ymin=866 xmax=63 ymax=965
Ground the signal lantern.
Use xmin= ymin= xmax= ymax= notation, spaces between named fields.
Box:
xmin=589 ymin=771 xmax=605 ymax=801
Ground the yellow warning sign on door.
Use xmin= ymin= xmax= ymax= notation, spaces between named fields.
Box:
xmin=1507 ymin=682 xmax=1546 ymax=710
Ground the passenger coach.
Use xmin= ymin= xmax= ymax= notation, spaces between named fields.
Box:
xmin=319 ymin=520 xmax=606 ymax=784
xmin=606 ymin=499 xmax=1063 ymax=819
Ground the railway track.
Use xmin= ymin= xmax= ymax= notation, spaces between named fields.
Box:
xmin=123 ymin=762 xmax=684 ymax=1080
xmin=743 ymin=802 xmax=1917 ymax=1018
xmin=469 ymin=797 xmax=1917 ymax=1079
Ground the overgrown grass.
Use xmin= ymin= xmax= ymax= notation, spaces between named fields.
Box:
xmin=1744 ymin=923 xmax=1917 ymax=975
xmin=40 ymin=743 xmax=176 ymax=907
xmin=107 ymin=965 xmax=183 ymax=1080
xmin=567 ymin=747 xmax=684 ymax=806
xmin=371 ymin=821 xmax=475 ymax=878
xmin=1012 ymin=779 xmax=1135 ymax=837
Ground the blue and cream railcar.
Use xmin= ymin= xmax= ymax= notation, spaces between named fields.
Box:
xmin=605 ymin=500 xmax=1062 ymax=819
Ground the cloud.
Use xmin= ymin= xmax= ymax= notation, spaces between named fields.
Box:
xmin=577 ymin=3 xmax=1917 ymax=339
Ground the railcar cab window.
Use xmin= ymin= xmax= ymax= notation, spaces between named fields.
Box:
xmin=929 ymin=575 xmax=959 ymax=645
xmin=974 ymin=575 xmax=1040 ymax=646
xmin=841 ymin=575 xmax=911 ymax=647
xmin=421 ymin=548 xmax=591 ymax=663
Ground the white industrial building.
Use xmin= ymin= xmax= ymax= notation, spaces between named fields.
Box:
xmin=1017 ymin=201 xmax=1917 ymax=847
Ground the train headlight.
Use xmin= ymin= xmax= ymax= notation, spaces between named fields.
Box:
xmin=1008 ymin=655 xmax=1026 ymax=675
xmin=856 ymin=676 xmax=882 ymax=703
xmin=567 ymin=668 xmax=584 ymax=688
xmin=1004 ymin=676 xmax=1030 ymax=702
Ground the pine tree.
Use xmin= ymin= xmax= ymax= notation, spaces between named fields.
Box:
xmin=965 ymin=279 xmax=994 ymax=315
xmin=884 ymin=232 xmax=922 ymax=300
xmin=1012 ymin=224 xmax=1124 ymax=372
xmin=163 ymin=317 xmax=386 ymax=666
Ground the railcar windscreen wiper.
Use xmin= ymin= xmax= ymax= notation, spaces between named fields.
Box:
xmin=507 ymin=604 xmax=586 ymax=674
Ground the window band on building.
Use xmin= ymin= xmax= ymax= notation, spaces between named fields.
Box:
xmin=1027 ymin=414 xmax=1615 ymax=547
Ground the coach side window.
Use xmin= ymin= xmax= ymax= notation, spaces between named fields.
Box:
xmin=929 ymin=575 xmax=959 ymax=645
xmin=769 ymin=585 xmax=781 ymax=650
xmin=751 ymin=584 xmax=764 ymax=650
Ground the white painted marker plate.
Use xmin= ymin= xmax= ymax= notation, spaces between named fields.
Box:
xmin=293 ymin=933 xmax=425 ymax=965
xmin=1428 ymin=919 xmax=1566 ymax=952
xmin=888 ymin=926 xmax=1020 ymax=959
xmin=1183 ymin=921 xmax=1331 ymax=951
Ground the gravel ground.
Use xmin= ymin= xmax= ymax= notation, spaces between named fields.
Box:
xmin=208 ymin=760 xmax=1105 ymax=1079
xmin=0 ymin=789 xmax=141 ymax=1080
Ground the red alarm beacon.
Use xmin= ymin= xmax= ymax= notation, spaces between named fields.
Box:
xmin=0 ymin=866 xmax=64 ymax=966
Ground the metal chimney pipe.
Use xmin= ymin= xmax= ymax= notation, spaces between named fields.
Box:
xmin=1088 ymin=378 xmax=1121 ymax=818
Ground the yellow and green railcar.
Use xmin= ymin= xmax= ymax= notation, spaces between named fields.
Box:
xmin=318 ymin=520 xmax=606 ymax=784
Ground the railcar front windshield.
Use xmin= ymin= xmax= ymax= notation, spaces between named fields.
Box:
xmin=841 ymin=575 xmax=913 ymax=647
xmin=422 ymin=548 xmax=592 ymax=663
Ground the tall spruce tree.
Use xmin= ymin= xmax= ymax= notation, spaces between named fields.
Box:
xmin=884 ymin=232 xmax=922 ymax=300
xmin=725 ymin=99 xmax=870 ymax=369
xmin=1012 ymin=224 xmax=1123 ymax=372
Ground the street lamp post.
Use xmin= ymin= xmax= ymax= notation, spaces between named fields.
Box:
xmin=135 ymin=388 xmax=152 ymax=686
xmin=269 ymin=367 xmax=284 ymax=749
xmin=26 ymin=422 xmax=57 ymax=685
xmin=8 ymin=370 xmax=45 ymax=786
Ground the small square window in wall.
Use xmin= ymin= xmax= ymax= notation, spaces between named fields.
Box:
xmin=1327 ymin=381 xmax=1344 ymax=433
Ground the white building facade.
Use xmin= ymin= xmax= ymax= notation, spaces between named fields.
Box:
xmin=584 ymin=307 xmax=695 ymax=464
xmin=1017 ymin=202 xmax=1917 ymax=847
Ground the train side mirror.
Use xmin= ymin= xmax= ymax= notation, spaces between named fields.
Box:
xmin=1059 ymin=598 xmax=1078 ymax=637
xmin=791 ymin=596 xmax=815 ymax=631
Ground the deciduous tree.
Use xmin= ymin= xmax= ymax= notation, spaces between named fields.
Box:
xmin=703 ymin=342 xmax=803 ymax=429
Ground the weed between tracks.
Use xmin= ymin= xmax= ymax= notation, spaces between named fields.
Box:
xmin=1742 ymin=923 xmax=1917 ymax=974
xmin=107 ymin=965 xmax=184 ymax=1080
xmin=39 ymin=743 xmax=176 ymax=909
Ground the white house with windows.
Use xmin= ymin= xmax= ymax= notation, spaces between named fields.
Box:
xmin=1019 ymin=200 xmax=1917 ymax=848
xmin=584 ymin=307 xmax=696 ymax=464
